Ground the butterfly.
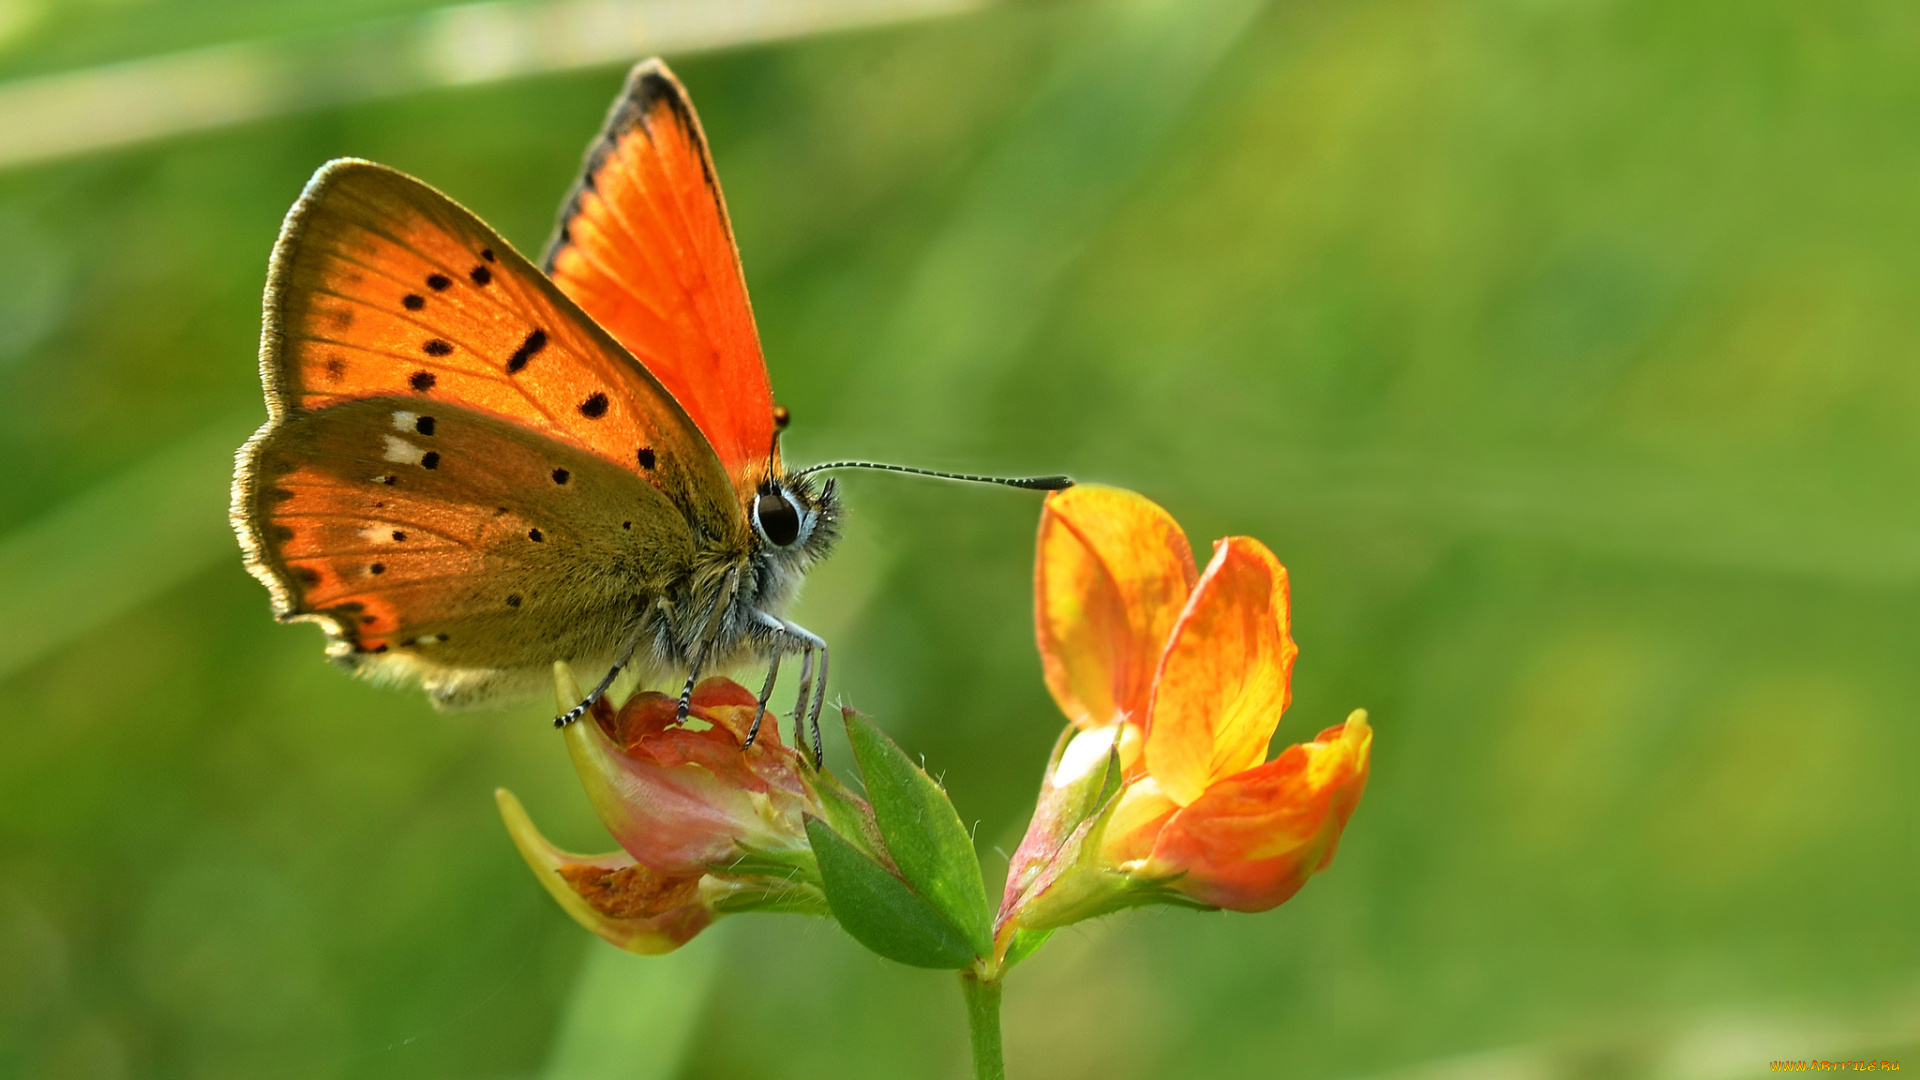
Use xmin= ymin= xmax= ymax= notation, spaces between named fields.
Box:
xmin=231 ymin=59 xmax=1068 ymax=754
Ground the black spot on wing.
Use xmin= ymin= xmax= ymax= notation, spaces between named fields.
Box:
xmin=528 ymin=528 xmax=544 ymax=542
xmin=636 ymin=446 xmax=655 ymax=469
xmin=422 ymin=340 xmax=453 ymax=357
xmin=551 ymin=468 xmax=570 ymax=485
xmin=391 ymin=530 xmax=407 ymax=541
xmin=421 ymin=452 xmax=440 ymax=470
xmin=579 ymin=392 xmax=609 ymax=418
xmin=427 ymin=273 xmax=451 ymax=291
xmin=469 ymin=265 xmax=491 ymax=286
xmin=506 ymin=593 xmax=522 ymax=608
xmin=403 ymin=294 xmax=425 ymax=310
xmin=414 ymin=416 xmax=435 ymax=435
xmin=409 ymin=371 xmax=436 ymax=392
xmin=370 ymin=563 xmax=385 ymax=575
xmin=507 ymin=329 xmax=547 ymax=374
xmin=481 ymin=248 xmax=496 ymax=262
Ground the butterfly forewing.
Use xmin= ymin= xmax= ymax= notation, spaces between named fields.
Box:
xmin=265 ymin=158 xmax=735 ymax=526
xmin=543 ymin=60 xmax=776 ymax=483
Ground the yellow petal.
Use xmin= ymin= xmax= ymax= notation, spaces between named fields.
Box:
xmin=1035 ymin=485 xmax=1198 ymax=730
xmin=1144 ymin=536 xmax=1297 ymax=806
xmin=1099 ymin=776 xmax=1179 ymax=867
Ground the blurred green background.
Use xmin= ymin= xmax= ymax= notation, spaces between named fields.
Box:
xmin=1 ymin=0 xmax=1916 ymax=1077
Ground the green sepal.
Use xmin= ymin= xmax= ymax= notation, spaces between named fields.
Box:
xmin=706 ymin=880 xmax=831 ymax=917
xmin=706 ymin=845 xmax=829 ymax=916
xmin=1094 ymin=745 xmax=1124 ymax=808
xmin=712 ymin=845 xmax=820 ymax=887
xmin=841 ymin=709 xmax=994 ymax=958
xmin=1001 ymin=927 xmax=1053 ymax=972
xmin=804 ymin=754 xmax=891 ymax=865
xmin=1117 ymin=872 xmax=1221 ymax=913
xmin=806 ymin=816 xmax=977 ymax=970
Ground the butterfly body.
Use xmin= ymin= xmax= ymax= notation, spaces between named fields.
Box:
xmin=233 ymin=62 xmax=839 ymax=715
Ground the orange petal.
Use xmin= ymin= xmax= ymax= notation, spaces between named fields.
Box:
xmin=1144 ymin=536 xmax=1297 ymax=806
xmin=1148 ymin=710 xmax=1370 ymax=911
xmin=1035 ymin=485 xmax=1198 ymax=730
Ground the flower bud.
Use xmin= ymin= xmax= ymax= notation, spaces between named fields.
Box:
xmin=499 ymin=664 xmax=845 ymax=953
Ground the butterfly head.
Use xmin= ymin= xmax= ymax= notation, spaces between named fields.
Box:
xmin=750 ymin=471 xmax=839 ymax=566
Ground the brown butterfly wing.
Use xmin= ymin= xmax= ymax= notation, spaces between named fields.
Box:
xmin=542 ymin=60 xmax=776 ymax=484
xmin=234 ymin=159 xmax=744 ymax=705
xmin=239 ymin=399 xmax=695 ymax=706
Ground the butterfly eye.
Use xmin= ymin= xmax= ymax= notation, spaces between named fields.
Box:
xmin=754 ymin=490 xmax=802 ymax=547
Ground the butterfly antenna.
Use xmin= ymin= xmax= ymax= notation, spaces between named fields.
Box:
xmin=791 ymin=461 xmax=1073 ymax=490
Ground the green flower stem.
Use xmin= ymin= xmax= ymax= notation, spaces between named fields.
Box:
xmin=959 ymin=970 xmax=1006 ymax=1080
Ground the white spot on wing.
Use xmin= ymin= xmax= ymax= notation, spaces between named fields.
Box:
xmin=392 ymin=411 xmax=418 ymax=432
xmin=383 ymin=435 xmax=425 ymax=465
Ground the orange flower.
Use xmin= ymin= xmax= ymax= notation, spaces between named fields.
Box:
xmin=1001 ymin=486 xmax=1371 ymax=931
xmin=567 ymin=675 xmax=819 ymax=877
xmin=500 ymin=665 xmax=842 ymax=953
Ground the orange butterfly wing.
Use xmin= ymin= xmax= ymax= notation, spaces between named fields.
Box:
xmin=258 ymin=158 xmax=733 ymax=518
xmin=233 ymin=159 xmax=745 ymax=705
xmin=542 ymin=60 xmax=776 ymax=484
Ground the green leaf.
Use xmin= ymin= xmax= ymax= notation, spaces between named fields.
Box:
xmin=842 ymin=709 xmax=994 ymax=958
xmin=806 ymin=817 xmax=977 ymax=970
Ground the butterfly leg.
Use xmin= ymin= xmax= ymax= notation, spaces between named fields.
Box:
xmin=675 ymin=658 xmax=703 ymax=724
xmin=807 ymin=640 xmax=829 ymax=765
xmin=553 ymin=632 xmax=643 ymax=728
xmin=746 ymin=617 xmax=786 ymax=749
xmin=771 ymin=619 xmax=829 ymax=767
xmin=789 ymin=643 xmax=814 ymax=740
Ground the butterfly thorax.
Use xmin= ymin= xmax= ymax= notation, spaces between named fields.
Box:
xmin=639 ymin=470 xmax=839 ymax=675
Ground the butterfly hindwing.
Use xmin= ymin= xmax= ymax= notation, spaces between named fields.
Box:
xmin=239 ymin=397 xmax=697 ymax=706
xmin=543 ymin=60 xmax=776 ymax=484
